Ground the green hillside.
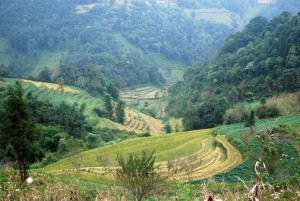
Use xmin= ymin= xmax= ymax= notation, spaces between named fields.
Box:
xmin=44 ymin=129 xmax=212 ymax=171
xmin=44 ymin=128 xmax=243 ymax=182
xmin=211 ymin=113 xmax=300 ymax=182
xmin=0 ymin=78 xmax=116 ymax=129
xmin=168 ymin=12 xmax=300 ymax=130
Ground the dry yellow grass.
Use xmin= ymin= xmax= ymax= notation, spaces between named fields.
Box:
xmin=158 ymin=136 xmax=242 ymax=181
xmin=45 ymin=129 xmax=212 ymax=171
xmin=22 ymin=80 xmax=80 ymax=94
xmin=267 ymin=92 xmax=300 ymax=115
xmin=46 ymin=130 xmax=242 ymax=182
xmin=113 ymin=107 xmax=164 ymax=135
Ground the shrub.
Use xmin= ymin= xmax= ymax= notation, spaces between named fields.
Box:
xmin=256 ymin=104 xmax=281 ymax=119
xmin=267 ymin=104 xmax=281 ymax=118
xmin=140 ymin=132 xmax=151 ymax=137
xmin=256 ymin=105 xmax=268 ymax=119
xmin=223 ymin=105 xmax=247 ymax=124
xmin=116 ymin=151 xmax=163 ymax=201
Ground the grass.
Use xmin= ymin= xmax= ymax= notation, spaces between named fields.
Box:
xmin=1 ymin=169 xmax=299 ymax=200
xmin=169 ymin=118 xmax=184 ymax=132
xmin=44 ymin=129 xmax=212 ymax=171
xmin=266 ymin=92 xmax=300 ymax=115
xmin=148 ymin=52 xmax=186 ymax=84
xmin=44 ymin=128 xmax=242 ymax=182
xmin=211 ymin=113 xmax=300 ymax=182
xmin=1 ymin=78 xmax=118 ymax=130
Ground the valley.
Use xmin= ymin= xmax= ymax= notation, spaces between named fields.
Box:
xmin=0 ymin=0 xmax=300 ymax=200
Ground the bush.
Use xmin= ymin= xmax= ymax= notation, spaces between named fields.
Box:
xmin=116 ymin=151 xmax=163 ymax=201
xmin=267 ymin=104 xmax=281 ymax=117
xmin=140 ymin=132 xmax=151 ymax=137
xmin=224 ymin=105 xmax=247 ymax=124
xmin=256 ymin=104 xmax=281 ymax=119
xmin=256 ymin=105 xmax=268 ymax=119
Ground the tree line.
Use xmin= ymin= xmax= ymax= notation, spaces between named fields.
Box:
xmin=168 ymin=12 xmax=300 ymax=130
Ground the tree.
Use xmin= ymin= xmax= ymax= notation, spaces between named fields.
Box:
xmin=37 ymin=67 xmax=52 ymax=82
xmin=164 ymin=122 xmax=172 ymax=134
xmin=116 ymin=151 xmax=163 ymax=201
xmin=104 ymin=94 xmax=113 ymax=119
xmin=116 ymin=100 xmax=125 ymax=123
xmin=56 ymin=77 xmax=65 ymax=94
xmin=178 ymin=155 xmax=202 ymax=181
xmin=0 ymin=81 xmax=39 ymax=182
xmin=245 ymin=110 xmax=256 ymax=135
xmin=97 ymin=153 xmax=112 ymax=175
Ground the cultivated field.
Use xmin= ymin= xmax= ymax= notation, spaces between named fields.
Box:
xmin=1 ymin=79 xmax=166 ymax=134
xmin=120 ymin=86 xmax=162 ymax=101
xmin=44 ymin=129 xmax=242 ymax=181
xmin=113 ymin=107 xmax=165 ymax=135
xmin=120 ymin=85 xmax=169 ymax=118
xmin=0 ymin=78 xmax=118 ymax=130
xmin=22 ymin=79 xmax=80 ymax=94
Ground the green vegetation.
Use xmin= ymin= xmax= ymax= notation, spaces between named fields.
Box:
xmin=168 ymin=12 xmax=300 ymax=130
xmin=0 ymin=0 xmax=235 ymax=86
xmin=0 ymin=2 xmax=300 ymax=200
xmin=0 ymin=80 xmax=138 ymax=170
xmin=211 ymin=114 xmax=300 ymax=182
xmin=44 ymin=129 xmax=211 ymax=171
xmin=0 ymin=81 xmax=39 ymax=182
xmin=117 ymin=151 xmax=163 ymax=201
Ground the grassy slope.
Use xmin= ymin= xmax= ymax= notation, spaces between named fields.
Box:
xmin=211 ymin=113 xmax=300 ymax=182
xmin=0 ymin=78 xmax=170 ymax=134
xmin=44 ymin=128 xmax=243 ymax=182
xmin=31 ymin=50 xmax=68 ymax=76
xmin=44 ymin=129 xmax=212 ymax=171
xmin=148 ymin=52 xmax=186 ymax=84
xmin=0 ymin=78 xmax=118 ymax=130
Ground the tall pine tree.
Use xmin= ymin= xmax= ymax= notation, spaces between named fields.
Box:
xmin=0 ymin=81 xmax=39 ymax=182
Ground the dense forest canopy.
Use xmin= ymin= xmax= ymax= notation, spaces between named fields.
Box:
xmin=168 ymin=12 xmax=300 ymax=130
xmin=0 ymin=0 xmax=230 ymax=87
xmin=1 ymin=0 xmax=299 ymax=88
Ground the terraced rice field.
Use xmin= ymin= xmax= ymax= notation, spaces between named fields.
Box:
xmin=22 ymin=80 xmax=80 ymax=94
xmin=120 ymin=86 xmax=162 ymax=101
xmin=1 ymin=79 xmax=118 ymax=130
xmin=2 ymin=79 xmax=167 ymax=134
xmin=150 ymin=53 xmax=186 ymax=84
xmin=113 ymin=107 xmax=164 ymax=135
xmin=45 ymin=129 xmax=242 ymax=181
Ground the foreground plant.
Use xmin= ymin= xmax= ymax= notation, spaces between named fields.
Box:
xmin=116 ymin=151 xmax=163 ymax=201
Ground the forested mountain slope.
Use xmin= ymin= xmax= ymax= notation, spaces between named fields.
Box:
xmin=168 ymin=12 xmax=300 ymax=130
xmin=0 ymin=0 xmax=232 ymax=87
xmin=1 ymin=0 xmax=299 ymax=88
